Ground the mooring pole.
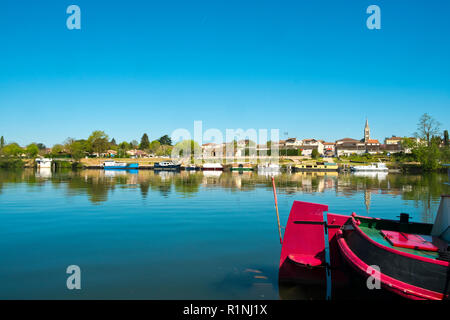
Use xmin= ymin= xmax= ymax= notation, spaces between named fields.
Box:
xmin=271 ymin=177 xmax=283 ymax=244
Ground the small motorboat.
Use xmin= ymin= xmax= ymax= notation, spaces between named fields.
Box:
xmin=279 ymin=165 xmax=450 ymax=300
xmin=202 ymin=163 xmax=223 ymax=171
xmin=153 ymin=161 xmax=181 ymax=171
xmin=230 ymin=163 xmax=253 ymax=171
xmin=183 ymin=164 xmax=198 ymax=171
xmin=102 ymin=161 xmax=139 ymax=170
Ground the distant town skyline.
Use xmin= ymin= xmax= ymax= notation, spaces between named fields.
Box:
xmin=1 ymin=1 xmax=449 ymax=146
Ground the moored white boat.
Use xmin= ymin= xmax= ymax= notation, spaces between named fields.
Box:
xmin=103 ymin=161 xmax=139 ymax=169
xmin=153 ymin=161 xmax=181 ymax=171
xmin=350 ymin=162 xmax=388 ymax=172
xmin=257 ymin=163 xmax=280 ymax=172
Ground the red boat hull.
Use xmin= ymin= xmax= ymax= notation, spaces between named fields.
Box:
xmin=279 ymin=201 xmax=349 ymax=285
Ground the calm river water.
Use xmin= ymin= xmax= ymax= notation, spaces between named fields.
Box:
xmin=0 ymin=169 xmax=448 ymax=299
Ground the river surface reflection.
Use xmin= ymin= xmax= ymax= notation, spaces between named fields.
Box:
xmin=0 ymin=169 xmax=448 ymax=299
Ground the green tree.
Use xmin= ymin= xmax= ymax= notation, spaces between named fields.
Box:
xmin=130 ymin=140 xmax=139 ymax=149
xmin=65 ymin=138 xmax=87 ymax=161
xmin=139 ymin=133 xmax=150 ymax=150
xmin=51 ymin=144 xmax=65 ymax=156
xmin=87 ymin=131 xmax=109 ymax=154
xmin=414 ymin=141 xmax=441 ymax=171
xmin=36 ymin=143 xmax=46 ymax=150
xmin=173 ymin=140 xmax=200 ymax=157
xmin=149 ymin=140 xmax=161 ymax=153
xmin=110 ymin=138 xmax=117 ymax=146
xmin=311 ymin=149 xmax=319 ymax=159
xmin=2 ymin=143 xmax=23 ymax=157
xmin=158 ymin=135 xmax=172 ymax=146
xmin=444 ymin=130 xmax=449 ymax=147
xmin=25 ymin=144 xmax=39 ymax=158
xmin=156 ymin=145 xmax=173 ymax=156
xmin=118 ymin=141 xmax=131 ymax=150
xmin=0 ymin=136 xmax=5 ymax=149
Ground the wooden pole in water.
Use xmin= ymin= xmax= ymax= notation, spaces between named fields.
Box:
xmin=271 ymin=177 xmax=283 ymax=244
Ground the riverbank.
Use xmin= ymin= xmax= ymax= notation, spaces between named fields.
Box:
xmin=3 ymin=156 xmax=448 ymax=173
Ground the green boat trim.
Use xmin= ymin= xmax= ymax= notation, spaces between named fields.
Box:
xmin=357 ymin=218 xmax=439 ymax=260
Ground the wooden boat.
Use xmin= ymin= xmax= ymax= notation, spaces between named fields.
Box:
xmin=103 ymin=161 xmax=138 ymax=170
xmin=337 ymin=209 xmax=449 ymax=300
xmin=293 ymin=161 xmax=338 ymax=172
xmin=153 ymin=161 xmax=181 ymax=171
xmin=279 ymin=165 xmax=450 ymax=299
xmin=279 ymin=200 xmax=450 ymax=300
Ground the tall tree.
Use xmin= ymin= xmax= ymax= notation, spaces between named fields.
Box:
xmin=0 ymin=136 xmax=5 ymax=149
xmin=139 ymin=133 xmax=150 ymax=150
xmin=110 ymin=138 xmax=117 ymax=146
xmin=149 ymin=140 xmax=161 ymax=153
xmin=444 ymin=130 xmax=449 ymax=147
xmin=415 ymin=113 xmax=441 ymax=146
xmin=25 ymin=144 xmax=39 ymax=158
xmin=130 ymin=140 xmax=139 ymax=149
xmin=2 ymin=143 xmax=22 ymax=157
xmin=36 ymin=143 xmax=46 ymax=150
xmin=158 ymin=135 xmax=172 ymax=146
xmin=87 ymin=131 xmax=109 ymax=154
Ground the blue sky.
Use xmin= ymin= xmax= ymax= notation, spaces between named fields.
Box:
xmin=0 ymin=0 xmax=449 ymax=146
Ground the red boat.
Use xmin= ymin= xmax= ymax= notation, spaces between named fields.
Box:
xmin=279 ymin=197 xmax=450 ymax=300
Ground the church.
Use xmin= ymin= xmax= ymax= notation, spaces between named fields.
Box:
xmin=335 ymin=119 xmax=380 ymax=156
xmin=361 ymin=119 xmax=381 ymax=154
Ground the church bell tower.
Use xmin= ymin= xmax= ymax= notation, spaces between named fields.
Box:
xmin=364 ymin=119 xmax=370 ymax=142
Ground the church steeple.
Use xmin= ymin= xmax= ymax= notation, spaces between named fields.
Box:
xmin=364 ymin=118 xmax=370 ymax=142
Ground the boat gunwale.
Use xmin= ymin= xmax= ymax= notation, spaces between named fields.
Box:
xmin=350 ymin=216 xmax=449 ymax=267
xmin=336 ymin=229 xmax=446 ymax=300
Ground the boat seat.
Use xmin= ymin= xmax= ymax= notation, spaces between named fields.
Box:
xmin=287 ymin=254 xmax=324 ymax=267
xmin=381 ymin=230 xmax=439 ymax=252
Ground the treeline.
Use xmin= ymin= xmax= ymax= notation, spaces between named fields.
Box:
xmin=396 ymin=114 xmax=449 ymax=170
xmin=0 ymin=131 xmax=174 ymax=161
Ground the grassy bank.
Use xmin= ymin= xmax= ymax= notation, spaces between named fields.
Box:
xmin=0 ymin=158 xmax=25 ymax=169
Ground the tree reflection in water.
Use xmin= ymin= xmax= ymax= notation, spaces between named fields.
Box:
xmin=0 ymin=169 xmax=448 ymax=220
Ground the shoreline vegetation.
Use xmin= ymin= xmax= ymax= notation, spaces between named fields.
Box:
xmin=0 ymin=114 xmax=449 ymax=172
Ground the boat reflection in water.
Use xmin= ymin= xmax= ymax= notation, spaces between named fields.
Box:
xmin=353 ymin=171 xmax=388 ymax=180
xmin=104 ymin=169 xmax=138 ymax=178
xmin=35 ymin=167 xmax=52 ymax=179
xmin=202 ymin=170 xmax=222 ymax=178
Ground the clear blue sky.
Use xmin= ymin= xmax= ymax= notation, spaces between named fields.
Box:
xmin=0 ymin=0 xmax=449 ymax=147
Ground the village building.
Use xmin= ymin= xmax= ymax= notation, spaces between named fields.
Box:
xmin=301 ymin=139 xmax=324 ymax=156
xmin=126 ymin=149 xmax=149 ymax=158
xmin=284 ymin=138 xmax=302 ymax=149
xmin=323 ymin=142 xmax=336 ymax=157
xmin=385 ymin=136 xmax=404 ymax=145
xmin=335 ymin=138 xmax=366 ymax=156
